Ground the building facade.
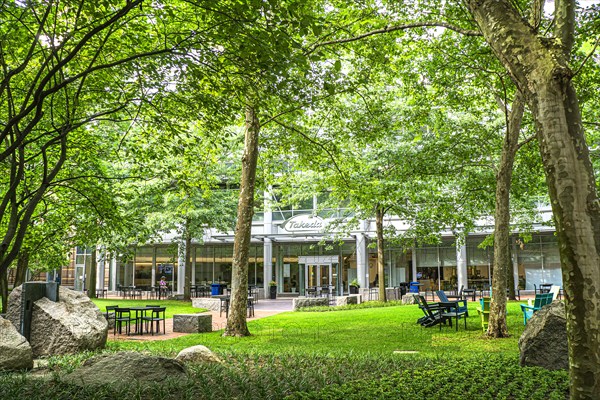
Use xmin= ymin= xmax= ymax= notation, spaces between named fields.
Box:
xmin=70 ymin=198 xmax=562 ymax=297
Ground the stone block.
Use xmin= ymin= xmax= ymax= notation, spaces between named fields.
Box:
xmin=402 ymin=294 xmax=417 ymax=305
xmin=191 ymin=298 xmax=221 ymax=311
xmin=293 ymin=297 xmax=328 ymax=310
xmin=173 ymin=313 xmax=213 ymax=333
xmin=335 ymin=296 xmax=359 ymax=306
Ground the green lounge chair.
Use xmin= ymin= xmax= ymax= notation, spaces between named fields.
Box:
xmin=520 ymin=293 xmax=554 ymax=324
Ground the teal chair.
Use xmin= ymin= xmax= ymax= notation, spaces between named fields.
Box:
xmin=520 ymin=293 xmax=554 ymax=324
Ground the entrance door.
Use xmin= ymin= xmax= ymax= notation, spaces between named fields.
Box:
xmin=305 ymin=264 xmax=331 ymax=289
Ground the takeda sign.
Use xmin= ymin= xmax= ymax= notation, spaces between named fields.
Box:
xmin=282 ymin=215 xmax=324 ymax=232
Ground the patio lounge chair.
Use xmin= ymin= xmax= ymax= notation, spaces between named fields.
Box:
xmin=414 ymin=295 xmax=446 ymax=328
xmin=438 ymin=299 xmax=469 ymax=331
xmin=477 ymin=297 xmax=491 ymax=333
xmin=520 ymin=293 xmax=554 ymax=325
xmin=436 ymin=290 xmax=469 ymax=317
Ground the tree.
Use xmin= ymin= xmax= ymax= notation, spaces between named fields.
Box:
xmin=463 ymin=1 xmax=600 ymax=395
xmin=0 ymin=0 xmax=178 ymax=299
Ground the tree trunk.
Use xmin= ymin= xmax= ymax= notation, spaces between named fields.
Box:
xmin=487 ymin=91 xmax=524 ymax=338
xmin=375 ymin=205 xmax=386 ymax=302
xmin=224 ymin=104 xmax=260 ymax=337
xmin=0 ymin=269 xmax=8 ymax=314
xmin=466 ymin=0 xmax=600 ymax=396
xmin=87 ymin=248 xmax=97 ymax=299
xmin=14 ymin=249 xmax=29 ymax=288
xmin=183 ymin=220 xmax=192 ymax=301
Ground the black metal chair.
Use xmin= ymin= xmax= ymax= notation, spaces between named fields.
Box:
xmin=105 ymin=305 xmax=118 ymax=327
xmin=247 ymin=297 xmax=255 ymax=317
xmin=142 ymin=307 xmax=166 ymax=335
xmin=114 ymin=308 xmax=134 ymax=335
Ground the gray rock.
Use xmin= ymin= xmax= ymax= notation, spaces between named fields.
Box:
xmin=6 ymin=285 xmax=108 ymax=357
xmin=519 ymin=300 xmax=568 ymax=370
xmin=402 ymin=294 xmax=417 ymax=305
xmin=0 ymin=317 xmax=33 ymax=370
xmin=175 ymin=345 xmax=221 ymax=364
xmin=173 ymin=313 xmax=212 ymax=333
xmin=292 ymin=297 xmax=329 ymax=310
xmin=62 ymin=352 xmax=187 ymax=386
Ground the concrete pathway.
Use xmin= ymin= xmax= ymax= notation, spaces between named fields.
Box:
xmin=110 ymin=298 xmax=293 ymax=342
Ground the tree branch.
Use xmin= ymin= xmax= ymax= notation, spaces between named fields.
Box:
xmin=310 ymin=21 xmax=482 ymax=51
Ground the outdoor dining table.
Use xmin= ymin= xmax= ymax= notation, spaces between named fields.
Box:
xmin=129 ymin=306 xmax=162 ymax=335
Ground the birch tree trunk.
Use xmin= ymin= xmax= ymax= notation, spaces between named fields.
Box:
xmin=224 ymin=104 xmax=260 ymax=337
xmin=487 ymin=91 xmax=524 ymax=338
xmin=466 ymin=0 xmax=600 ymax=396
xmin=183 ymin=219 xmax=192 ymax=301
xmin=376 ymin=205 xmax=386 ymax=302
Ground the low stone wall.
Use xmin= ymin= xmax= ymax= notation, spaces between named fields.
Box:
xmin=293 ymin=297 xmax=328 ymax=310
xmin=191 ymin=298 xmax=220 ymax=312
xmin=173 ymin=313 xmax=213 ymax=333
xmin=402 ymin=294 xmax=417 ymax=305
xmin=335 ymin=295 xmax=360 ymax=306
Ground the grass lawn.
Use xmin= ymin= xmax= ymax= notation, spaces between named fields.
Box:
xmin=0 ymin=300 xmax=569 ymax=399
xmin=91 ymin=298 xmax=204 ymax=319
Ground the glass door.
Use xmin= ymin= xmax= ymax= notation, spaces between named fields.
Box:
xmin=305 ymin=264 xmax=331 ymax=290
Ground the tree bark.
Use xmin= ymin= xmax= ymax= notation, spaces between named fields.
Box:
xmin=375 ymin=205 xmax=386 ymax=302
xmin=183 ymin=219 xmax=192 ymax=301
xmin=87 ymin=248 xmax=97 ymax=299
xmin=14 ymin=249 xmax=29 ymax=288
xmin=224 ymin=104 xmax=260 ymax=337
xmin=0 ymin=269 xmax=8 ymax=314
xmin=487 ymin=90 xmax=524 ymax=338
xmin=466 ymin=0 xmax=600 ymax=396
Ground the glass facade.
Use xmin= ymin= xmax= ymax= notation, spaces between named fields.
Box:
xmin=78 ymin=232 xmax=563 ymax=295
xmin=466 ymin=237 xmax=493 ymax=291
xmin=515 ymin=234 xmax=561 ymax=290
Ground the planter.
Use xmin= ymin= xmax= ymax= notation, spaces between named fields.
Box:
xmin=349 ymin=285 xmax=359 ymax=294
xmin=269 ymin=286 xmax=277 ymax=299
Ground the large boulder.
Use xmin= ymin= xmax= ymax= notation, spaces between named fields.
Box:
xmin=175 ymin=345 xmax=221 ymax=364
xmin=62 ymin=352 xmax=187 ymax=387
xmin=6 ymin=285 xmax=108 ymax=357
xmin=0 ymin=317 xmax=33 ymax=370
xmin=519 ymin=300 xmax=568 ymax=370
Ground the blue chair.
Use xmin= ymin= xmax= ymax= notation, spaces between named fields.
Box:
xmin=436 ymin=290 xmax=469 ymax=317
xmin=520 ymin=293 xmax=554 ymax=324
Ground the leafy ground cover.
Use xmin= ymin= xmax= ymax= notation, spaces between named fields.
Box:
xmin=0 ymin=301 xmax=568 ymax=399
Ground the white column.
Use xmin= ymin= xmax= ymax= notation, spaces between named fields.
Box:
xmin=412 ymin=244 xmax=417 ymax=282
xmin=191 ymin=246 xmax=196 ymax=284
xmin=177 ymin=241 xmax=185 ymax=294
xmin=512 ymin=240 xmax=519 ymax=291
xmin=110 ymin=255 xmax=117 ymax=291
xmin=356 ymin=233 xmax=368 ymax=289
xmin=263 ymin=191 xmax=274 ymax=297
xmin=96 ymin=248 xmax=103 ymax=290
xmin=456 ymin=242 xmax=468 ymax=289
xmin=151 ymin=246 xmax=156 ymax=288
xmin=264 ymin=239 xmax=273 ymax=290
